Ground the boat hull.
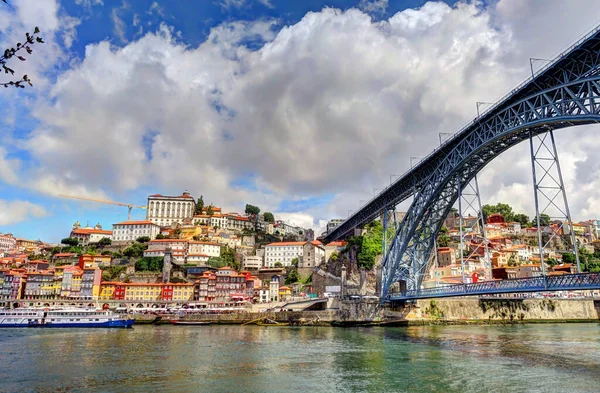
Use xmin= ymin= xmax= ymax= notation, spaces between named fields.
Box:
xmin=0 ymin=320 xmax=134 ymax=328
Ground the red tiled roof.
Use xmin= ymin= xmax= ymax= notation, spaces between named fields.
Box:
xmin=114 ymin=220 xmax=157 ymax=226
xmin=54 ymin=253 xmax=77 ymax=257
xmin=266 ymin=242 xmax=305 ymax=247
xmin=71 ymin=229 xmax=113 ymax=235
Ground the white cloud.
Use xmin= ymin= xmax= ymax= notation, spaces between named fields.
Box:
xmin=3 ymin=0 xmax=600 ymax=234
xmin=75 ymin=0 xmax=104 ymax=9
xmin=358 ymin=0 xmax=388 ymax=15
xmin=0 ymin=199 xmax=48 ymax=225
xmin=217 ymin=0 xmax=246 ymax=10
xmin=111 ymin=1 xmax=129 ymax=44
xmin=257 ymin=0 xmax=274 ymax=9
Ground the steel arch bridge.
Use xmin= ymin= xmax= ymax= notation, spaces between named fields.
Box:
xmin=324 ymin=25 xmax=600 ymax=300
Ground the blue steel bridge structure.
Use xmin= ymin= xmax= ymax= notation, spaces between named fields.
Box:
xmin=323 ymin=24 xmax=600 ymax=302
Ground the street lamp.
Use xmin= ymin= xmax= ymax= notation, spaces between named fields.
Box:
xmin=476 ymin=102 xmax=494 ymax=117
xmin=390 ymin=174 xmax=400 ymax=184
xmin=410 ymin=156 xmax=421 ymax=168
xmin=439 ymin=133 xmax=453 ymax=145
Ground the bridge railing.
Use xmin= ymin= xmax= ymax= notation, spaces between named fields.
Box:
xmin=388 ymin=273 xmax=600 ymax=301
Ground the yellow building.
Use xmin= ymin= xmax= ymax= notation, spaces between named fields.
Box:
xmin=124 ymin=283 xmax=163 ymax=302
xmin=180 ymin=226 xmax=202 ymax=240
xmin=99 ymin=282 xmax=115 ymax=300
xmin=171 ymin=283 xmax=194 ymax=302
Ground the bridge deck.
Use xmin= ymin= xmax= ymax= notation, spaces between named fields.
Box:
xmin=388 ymin=273 xmax=600 ymax=301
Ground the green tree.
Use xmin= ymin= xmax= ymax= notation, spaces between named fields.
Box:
xmin=193 ymin=235 xmax=201 ymax=241
xmin=482 ymin=203 xmax=515 ymax=222
xmin=285 ymin=268 xmax=300 ymax=285
xmin=136 ymin=236 xmax=150 ymax=243
xmin=356 ymin=221 xmax=383 ymax=269
xmin=263 ymin=212 xmax=275 ymax=223
xmin=513 ymin=213 xmax=530 ymax=227
xmin=173 ymin=228 xmax=182 ymax=238
xmin=123 ymin=243 xmax=146 ymax=259
xmin=437 ymin=234 xmax=451 ymax=247
xmin=135 ymin=257 xmax=163 ymax=272
xmin=207 ymin=205 xmax=214 ymax=216
xmin=156 ymin=233 xmax=166 ymax=239
xmin=195 ymin=195 xmax=204 ymax=215
xmin=101 ymin=250 xmax=112 ymax=256
xmin=274 ymin=262 xmax=283 ymax=268
xmin=563 ymin=252 xmax=576 ymax=264
xmin=207 ymin=257 xmax=227 ymax=268
xmin=291 ymin=257 xmax=299 ymax=268
xmin=221 ymin=246 xmax=239 ymax=270
xmin=98 ymin=237 xmax=112 ymax=247
xmin=245 ymin=204 xmax=260 ymax=216
xmin=61 ymin=237 xmax=79 ymax=247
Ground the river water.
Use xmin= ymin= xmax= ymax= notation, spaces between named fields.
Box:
xmin=2 ymin=324 xmax=600 ymax=393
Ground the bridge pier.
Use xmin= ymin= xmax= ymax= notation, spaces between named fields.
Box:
xmin=529 ymin=129 xmax=581 ymax=273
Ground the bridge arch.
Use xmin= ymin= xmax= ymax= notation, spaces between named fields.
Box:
xmin=383 ymin=77 xmax=600 ymax=297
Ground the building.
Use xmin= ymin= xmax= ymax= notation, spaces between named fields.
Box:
xmin=80 ymin=268 xmax=102 ymax=299
xmin=437 ymin=247 xmax=457 ymax=267
xmin=0 ymin=233 xmax=16 ymax=254
xmin=215 ymin=267 xmax=248 ymax=301
xmin=269 ymin=275 xmax=280 ymax=302
xmin=300 ymin=241 xmax=325 ymax=269
xmin=326 ymin=219 xmax=345 ymax=234
xmin=0 ymin=271 xmax=24 ymax=299
xmin=146 ymin=190 xmax=196 ymax=227
xmin=144 ymin=239 xmax=189 ymax=263
xmin=195 ymin=271 xmax=217 ymax=301
xmin=188 ymin=241 xmax=221 ymax=258
xmin=78 ymin=254 xmax=112 ymax=269
xmin=22 ymin=271 xmax=54 ymax=300
xmin=242 ymin=255 xmax=263 ymax=271
xmin=60 ymin=266 xmax=83 ymax=299
xmin=69 ymin=222 xmax=113 ymax=245
xmin=264 ymin=242 xmax=304 ymax=267
xmin=112 ymin=220 xmax=161 ymax=242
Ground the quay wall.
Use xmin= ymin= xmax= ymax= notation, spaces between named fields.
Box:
xmin=405 ymin=298 xmax=600 ymax=323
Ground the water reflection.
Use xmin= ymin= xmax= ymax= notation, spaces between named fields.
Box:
xmin=2 ymin=324 xmax=600 ymax=393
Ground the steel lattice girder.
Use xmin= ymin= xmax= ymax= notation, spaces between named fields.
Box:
xmin=382 ymin=77 xmax=600 ymax=298
xmin=388 ymin=272 xmax=600 ymax=301
xmin=326 ymin=26 xmax=600 ymax=243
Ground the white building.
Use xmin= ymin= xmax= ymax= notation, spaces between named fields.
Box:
xmin=0 ymin=233 xmax=16 ymax=253
xmin=188 ymin=241 xmax=221 ymax=258
xmin=186 ymin=254 xmax=210 ymax=265
xmin=69 ymin=222 xmax=112 ymax=245
xmin=112 ymin=220 xmax=161 ymax=242
xmin=264 ymin=242 xmax=304 ymax=267
xmin=326 ymin=219 xmax=345 ymax=234
xmin=243 ymin=255 xmax=263 ymax=270
xmin=146 ymin=190 xmax=195 ymax=227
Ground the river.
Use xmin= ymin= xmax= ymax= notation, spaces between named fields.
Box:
xmin=1 ymin=324 xmax=600 ymax=392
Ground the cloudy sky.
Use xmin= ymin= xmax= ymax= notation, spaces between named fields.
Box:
xmin=1 ymin=0 xmax=600 ymax=242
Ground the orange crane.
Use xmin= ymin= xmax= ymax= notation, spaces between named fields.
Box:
xmin=59 ymin=194 xmax=147 ymax=221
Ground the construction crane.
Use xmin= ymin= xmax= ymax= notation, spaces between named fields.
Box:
xmin=59 ymin=194 xmax=147 ymax=221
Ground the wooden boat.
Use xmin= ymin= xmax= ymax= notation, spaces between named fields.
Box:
xmin=256 ymin=321 xmax=290 ymax=326
xmin=168 ymin=320 xmax=211 ymax=326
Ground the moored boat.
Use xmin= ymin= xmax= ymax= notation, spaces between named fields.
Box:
xmin=168 ymin=320 xmax=211 ymax=326
xmin=0 ymin=308 xmax=134 ymax=328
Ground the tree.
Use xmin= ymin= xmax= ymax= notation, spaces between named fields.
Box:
xmin=193 ymin=235 xmax=201 ymax=241
xmin=207 ymin=257 xmax=227 ymax=268
xmin=563 ymin=252 xmax=576 ymax=264
xmin=482 ymin=203 xmax=515 ymax=222
xmin=245 ymin=204 xmax=260 ymax=216
xmin=356 ymin=221 xmax=383 ymax=269
xmin=135 ymin=257 xmax=163 ymax=272
xmin=123 ymin=243 xmax=146 ymax=259
xmin=173 ymin=228 xmax=182 ymax=238
xmin=98 ymin=237 xmax=112 ymax=247
xmin=437 ymin=234 xmax=451 ymax=247
xmin=156 ymin=233 xmax=166 ymax=239
xmin=263 ymin=212 xmax=275 ymax=223
xmin=513 ymin=213 xmax=530 ymax=227
xmin=291 ymin=257 xmax=299 ymax=268
xmin=274 ymin=262 xmax=283 ymax=268
xmin=61 ymin=237 xmax=79 ymax=247
xmin=101 ymin=250 xmax=112 ymax=256
xmin=221 ymin=246 xmax=239 ymax=270
xmin=195 ymin=195 xmax=204 ymax=215
xmin=285 ymin=268 xmax=300 ymax=285
xmin=1 ymin=26 xmax=44 ymax=89
xmin=136 ymin=236 xmax=150 ymax=243
xmin=207 ymin=205 xmax=214 ymax=216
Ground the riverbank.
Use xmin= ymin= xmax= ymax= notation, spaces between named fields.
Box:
xmin=132 ymin=298 xmax=600 ymax=326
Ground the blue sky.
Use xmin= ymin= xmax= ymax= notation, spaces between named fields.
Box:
xmin=2 ymin=0 xmax=600 ymax=243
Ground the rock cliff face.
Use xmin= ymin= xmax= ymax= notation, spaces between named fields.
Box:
xmin=316 ymin=245 xmax=379 ymax=294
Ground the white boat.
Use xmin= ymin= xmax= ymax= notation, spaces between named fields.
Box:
xmin=0 ymin=308 xmax=134 ymax=328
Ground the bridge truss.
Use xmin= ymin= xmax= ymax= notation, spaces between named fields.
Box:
xmin=324 ymin=25 xmax=600 ymax=301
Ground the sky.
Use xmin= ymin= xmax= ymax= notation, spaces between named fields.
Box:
xmin=1 ymin=0 xmax=600 ymax=242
